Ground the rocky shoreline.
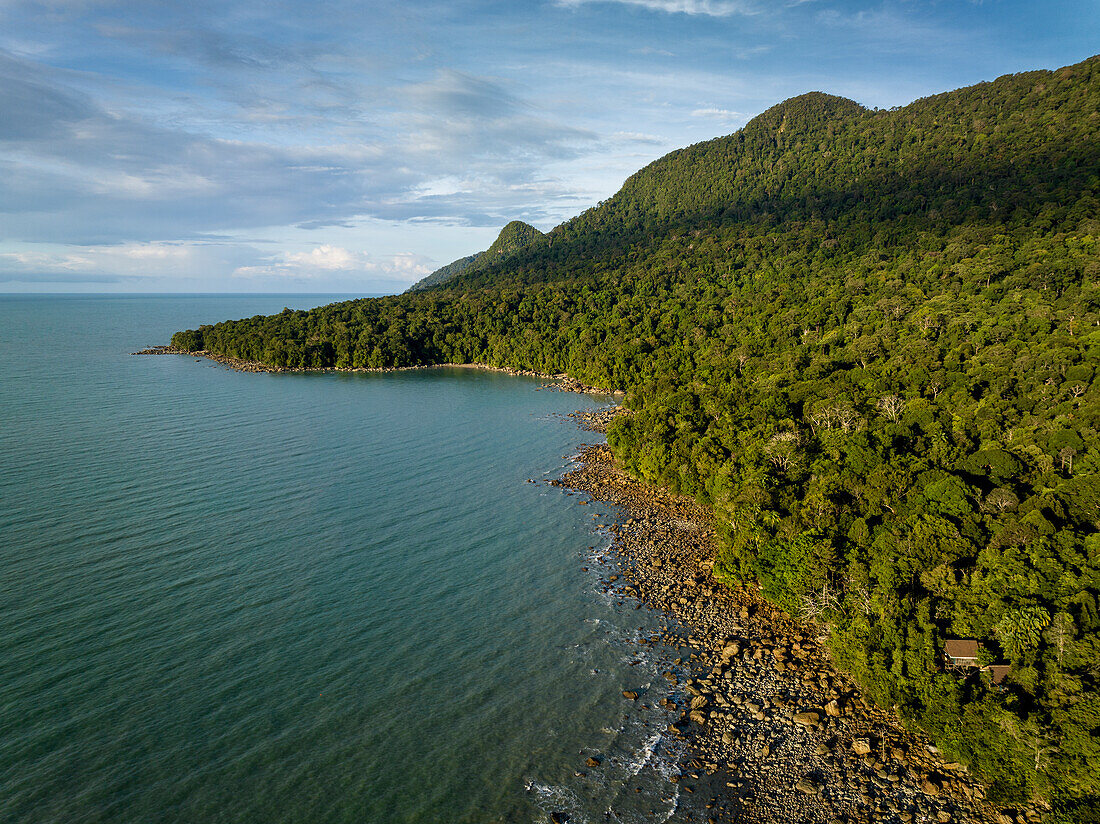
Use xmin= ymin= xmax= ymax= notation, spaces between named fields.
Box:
xmin=132 ymin=346 xmax=622 ymax=395
xmin=559 ymin=433 xmax=1034 ymax=824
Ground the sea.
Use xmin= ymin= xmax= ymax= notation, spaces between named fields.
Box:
xmin=0 ymin=295 xmax=702 ymax=824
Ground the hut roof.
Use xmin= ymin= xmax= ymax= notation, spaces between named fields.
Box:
xmin=985 ymin=664 xmax=1011 ymax=684
xmin=944 ymin=639 xmax=980 ymax=660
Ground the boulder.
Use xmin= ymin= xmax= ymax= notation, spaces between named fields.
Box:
xmin=824 ymin=699 xmax=843 ymax=717
xmin=795 ymin=778 xmax=820 ymax=795
xmin=922 ymin=776 xmax=942 ymax=797
xmin=852 ymin=738 xmax=872 ymax=756
xmin=585 ymin=756 xmax=601 ymax=768
xmin=622 ymin=690 xmax=639 ymax=700
xmin=792 ymin=712 xmax=821 ymax=727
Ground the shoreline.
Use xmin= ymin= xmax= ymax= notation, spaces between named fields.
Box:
xmin=560 ymin=424 xmax=1022 ymax=824
xmin=132 ymin=346 xmax=622 ymax=396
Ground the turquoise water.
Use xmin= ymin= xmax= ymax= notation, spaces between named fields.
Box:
xmin=0 ymin=296 xmax=691 ymax=824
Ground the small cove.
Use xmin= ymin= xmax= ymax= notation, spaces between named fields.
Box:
xmin=0 ymin=295 xmax=701 ymax=824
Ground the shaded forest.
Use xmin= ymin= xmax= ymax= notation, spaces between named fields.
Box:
xmin=173 ymin=57 xmax=1100 ymax=818
xmin=405 ymin=220 xmax=543 ymax=291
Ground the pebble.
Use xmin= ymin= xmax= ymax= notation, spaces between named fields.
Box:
xmin=559 ymin=439 xmax=1006 ymax=824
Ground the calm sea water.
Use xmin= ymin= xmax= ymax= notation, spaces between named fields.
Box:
xmin=0 ymin=296 xmax=694 ymax=824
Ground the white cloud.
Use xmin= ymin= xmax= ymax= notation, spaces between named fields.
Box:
xmin=232 ymin=246 xmax=433 ymax=283
xmin=690 ymin=107 xmax=744 ymax=123
xmin=556 ymin=0 xmax=756 ymax=17
xmin=284 ymin=244 xmax=360 ymax=271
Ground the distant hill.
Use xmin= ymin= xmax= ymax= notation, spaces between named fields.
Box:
xmin=406 ymin=220 xmax=543 ymax=291
xmin=175 ymin=56 xmax=1100 ymax=811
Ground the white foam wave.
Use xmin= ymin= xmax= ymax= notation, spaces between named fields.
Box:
xmin=627 ymin=729 xmax=662 ymax=776
xmin=526 ymin=781 xmax=587 ymax=824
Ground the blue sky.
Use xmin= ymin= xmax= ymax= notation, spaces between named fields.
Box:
xmin=1 ymin=0 xmax=1096 ymax=293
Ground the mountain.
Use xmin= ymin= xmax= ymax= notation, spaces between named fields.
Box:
xmin=173 ymin=56 xmax=1100 ymax=813
xmin=405 ymin=252 xmax=481 ymax=292
xmin=406 ymin=220 xmax=543 ymax=291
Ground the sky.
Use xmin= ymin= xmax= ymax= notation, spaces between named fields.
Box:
xmin=0 ymin=0 xmax=1097 ymax=294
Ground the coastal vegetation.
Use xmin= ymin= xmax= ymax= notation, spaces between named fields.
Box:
xmin=173 ymin=56 xmax=1100 ymax=816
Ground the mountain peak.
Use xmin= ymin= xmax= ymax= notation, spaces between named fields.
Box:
xmin=406 ymin=220 xmax=543 ymax=292
xmin=746 ymin=92 xmax=866 ymax=133
xmin=486 ymin=221 xmax=543 ymax=258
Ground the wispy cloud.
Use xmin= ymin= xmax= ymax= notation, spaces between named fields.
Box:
xmin=0 ymin=0 xmax=1089 ymax=291
xmin=812 ymin=5 xmax=966 ymax=54
xmin=0 ymin=239 xmax=434 ymax=288
xmin=690 ymin=107 xmax=743 ymax=121
xmin=556 ymin=0 xmax=757 ymax=17
xmin=0 ymin=241 xmax=244 ymax=281
xmin=0 ymin=51 xmax=598 ymax=244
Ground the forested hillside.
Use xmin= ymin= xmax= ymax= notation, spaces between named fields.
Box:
xmin=405 ymin=220 xmax=544 ymax=291
xmin=173 ymin=57 xmax=1100 ymax=817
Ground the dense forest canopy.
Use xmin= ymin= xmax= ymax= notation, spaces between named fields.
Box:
xmin=174 ymin=57 xmax=1100 ymax=817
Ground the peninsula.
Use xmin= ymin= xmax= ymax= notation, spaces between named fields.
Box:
xmin=172 ymin=56 xmax=1100 ymax=821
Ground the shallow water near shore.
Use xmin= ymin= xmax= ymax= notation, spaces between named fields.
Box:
xmin=0 ymin=295 xmax=700 ymax=824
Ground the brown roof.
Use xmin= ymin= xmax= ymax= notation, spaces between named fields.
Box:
xmin=944 ymin=639 xmax=980 ymax=659
xmin=985 ymin=665 xmax=1011 ymax=684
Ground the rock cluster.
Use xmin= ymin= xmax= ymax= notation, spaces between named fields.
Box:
xmin=132 ymin=347 xmax=286 ymax=372
xmin=561 ymin=441 xmax=1011 ymax=824
xmin=563 ymin=406 xmax=632 ymax=432
xmin=540 ymin=375 xmax=624 ymax=395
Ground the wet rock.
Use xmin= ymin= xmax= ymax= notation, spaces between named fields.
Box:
xmin=622 ymin=690 xmax=639 ymax=700
xmin=585 ymin=756 xmax=601 ymax=768
xmin=557 ymin=441 xmax=1002 ymax=824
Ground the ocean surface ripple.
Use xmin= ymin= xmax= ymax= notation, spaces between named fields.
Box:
xmin=0 ymin=296 xmax=697 ymax=824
